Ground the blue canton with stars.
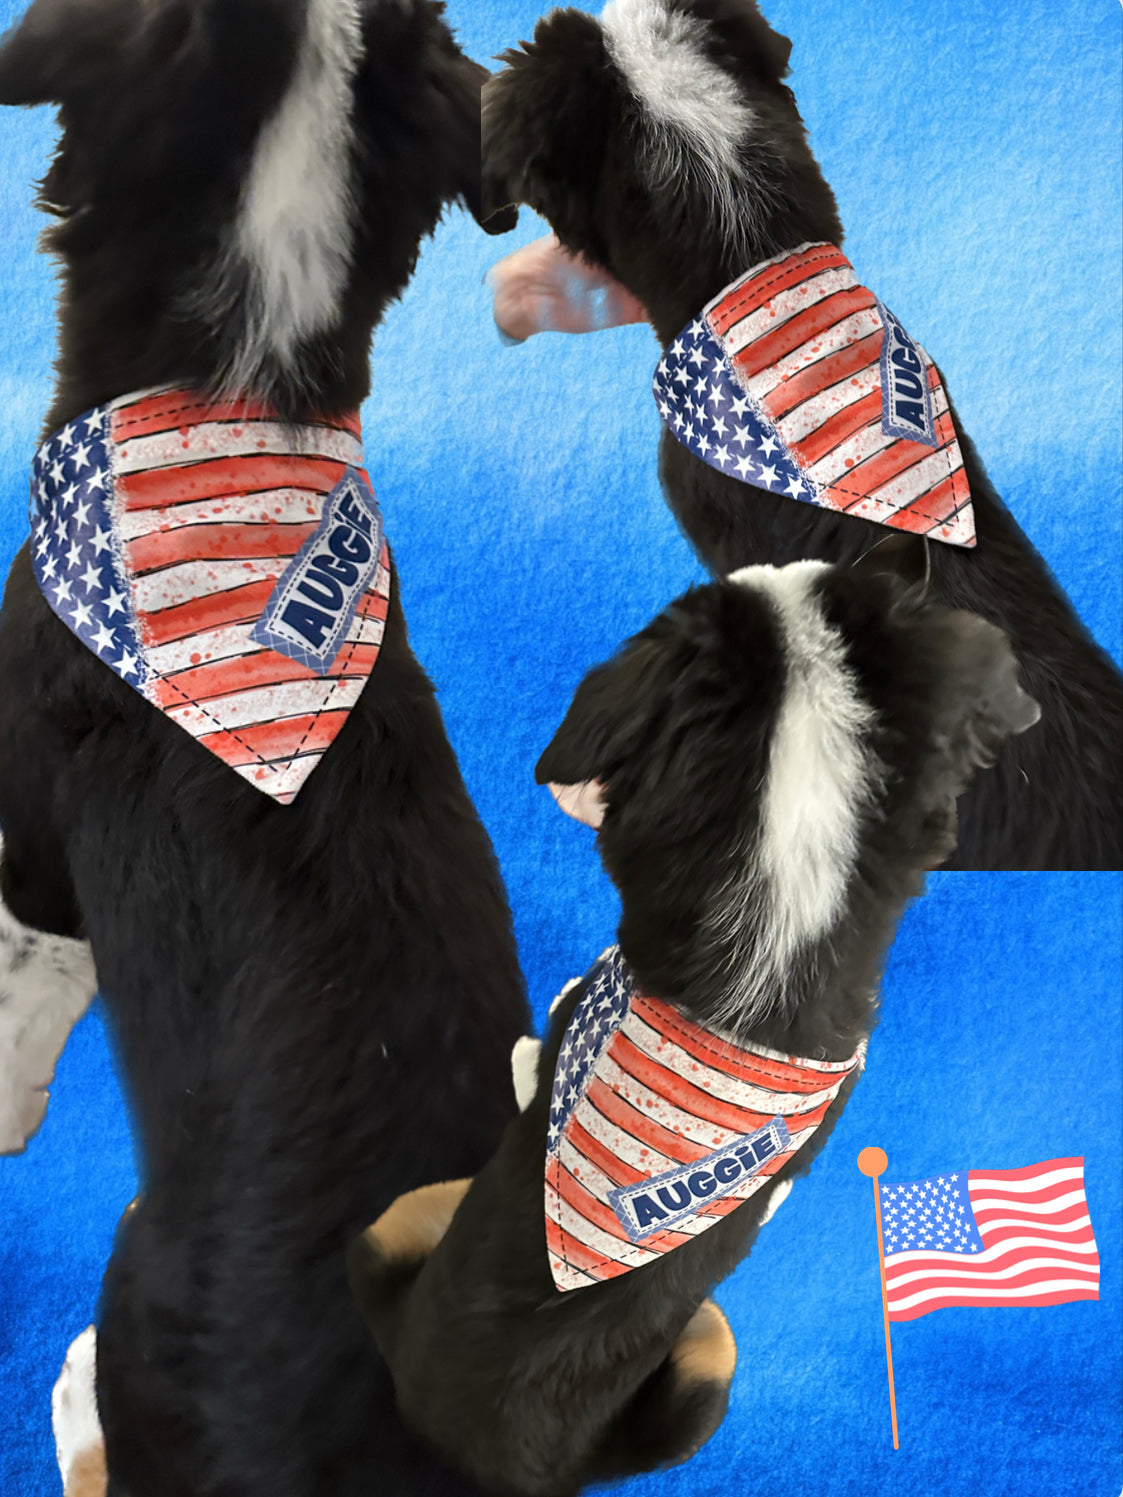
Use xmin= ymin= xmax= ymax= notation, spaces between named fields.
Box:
xmin=653 ymin=319 xmax=820 ymax=506
xmin=30 ymin=405 xmax=148 ymax=694
xmin=880 ymin=1171 xmax=984 ymax=1257
xmin=547 ymin=947 xmax=633 ymax=1158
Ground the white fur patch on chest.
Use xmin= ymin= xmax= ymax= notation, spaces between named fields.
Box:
xmin=230 ymin=0 xmax=365 ymax=385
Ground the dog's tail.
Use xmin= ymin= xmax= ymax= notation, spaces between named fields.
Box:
xmin=347 ymin=1179 xmax=473 ymax=1364
xmin=590 ymin=1300 xmax=738 ymax=1482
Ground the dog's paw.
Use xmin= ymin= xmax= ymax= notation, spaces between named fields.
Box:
xmin=52 ymin=1326 xmax=106 ymax=1496
xmin=0 ymin=892 xmax=97 ymax=1154
xmin=511 ymin=1035 xmax=542 ymax=1112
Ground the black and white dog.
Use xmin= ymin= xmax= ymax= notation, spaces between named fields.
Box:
xmin=481 ymin=0 xmax=1123 ymax=872
xmin=348 ymin=537 xmax=1041 ymax=1497
xmin=0 ymin=2 xmax=526 ymax=1493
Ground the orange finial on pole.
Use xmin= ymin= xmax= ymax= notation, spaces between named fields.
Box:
xmin=858 ymin=1146 xmax=899 ymax=1450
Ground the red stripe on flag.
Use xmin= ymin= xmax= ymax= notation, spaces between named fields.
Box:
xmin=789 ymin=390 xmax=884 ymax=469
xmin=763 ymin=331 xmax=884 ymax=422
xmin=889 ymin=1284 xmax=1100 ymax=1321
xmin=112 ymin=391 xmax=361 ymax=442
xmin=149 ymin=643 xmax=382 ymax=710
xmin=126 ymin=521 xmax=319 ymax=574
xmin=864 ymin=475 xmax=963 ymax=534
xmin=356 ymin=591 xmax=390 ymax=623
xmin=552 ymin=1160 xmax=637 ymax=1245
xmin=708 ymin=246 xmax=851 ymax=337
xmin=544 ymin=1206 xmax=633 ymax=1282
xmin=637 ymin=997 xmax=846 ymax=1094
xmin=612 ymin=1032 xmax=782 ymax=1136
xmin=970 ymin=1159 xmax=1086 ymax=1186
xmin=584 ymin=1080 xmax=712 ymax=1166
xmin=830 ymin=410 xmax=957 ymax=503
xmin=729 ymin=286 xmax=878 ymax=384
xmin=142 ymin=579 xmax=278 ymax=646
xmin=119 ymin=456 xmax=347 ymax=510
xmin=195 ymin=710 xmax=352 ymax=769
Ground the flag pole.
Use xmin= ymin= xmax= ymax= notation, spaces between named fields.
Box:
xmin=858 ymin=1146 xmax=899 ymax=1449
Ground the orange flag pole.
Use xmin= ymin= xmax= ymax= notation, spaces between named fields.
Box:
xmin=858 ymin=1147 xmax=899 ymax=1449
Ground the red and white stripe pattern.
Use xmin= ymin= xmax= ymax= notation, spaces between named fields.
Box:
xmin=34 ymin=388 xmax=391 ymax=803
xmin=882 ymin=1158 xmax=1101 ymax=1321
xmin=705 ymin=243 xmax=975 ymax=546
xmin=544 ymin=950 xmax=862 ymax=1291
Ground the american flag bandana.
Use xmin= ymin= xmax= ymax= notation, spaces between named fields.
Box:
xmin=653 ymin=242 xmax=976 ymax=548
xmin=29 ymin=388 xmax=392 ymax=804
xmin=881 ymin=1159 xmax=1100 ymax=1321
xmin=545 ymin=948 xmax=863 ymax=1292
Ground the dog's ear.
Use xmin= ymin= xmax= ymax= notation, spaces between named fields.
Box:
xmin=852 ymin=531 xmax=931 ymax=592
xmin=536 ymin=648 xmax=658 ymax=800
xmin=0 ymin=0 xmax=199 ymax=106
xmin=482 ymin=14 xmax=618 ymax=262
xmin=931 ymin=613 xmax=1041 ymax=783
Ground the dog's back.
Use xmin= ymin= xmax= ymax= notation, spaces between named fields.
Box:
xmin=0 ymin=2 xmax=525 ymax=1491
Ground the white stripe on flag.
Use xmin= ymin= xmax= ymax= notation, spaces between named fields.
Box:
xmin=970 ymin=1167 xmax=1086 ymax=1194
xmin=622 ymin=1009 xmax=844 ymax=1116
xmin=775 ymin=363 xmax=881 ymax=447
xmin=114 ymin=420 xmax=362 ymax=475
xmin=718 ymin=265 xmax=860 ymax=356
xmin=886 ymin=1234 xmax=1100 ymax=1269
xmin=739 ymin=308 xmax=884 ymax=402
xmin=887 ymin=1277 xmax=1100 ymax=1314
xmin=166 ymin=675 xmax=366 ymax=733
xmin=868 ymin=447 xmax=964 ymax=510
xmin=119 ymin=488 xmax=325 ymax=541
xmin=887 ymin=1253 xmax=1100 ymax=1293
xmin=133 ymin=557 xmax=288 ymax=613
xmin=544 ymin=1185 xmax=658 ymax=1269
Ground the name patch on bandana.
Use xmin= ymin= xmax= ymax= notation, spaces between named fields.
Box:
xmin=653 ymin=243 xmax=976 ymax=548
xmin=608 ymin=1117 xmax=791 ymax=1240
xmin=544 ymin=948 xmax=863 ymax=1291
xmin=30 ymin=388 xmax=392 ymax=803
xmin=252 ymin=469 xmax=384 ymax=674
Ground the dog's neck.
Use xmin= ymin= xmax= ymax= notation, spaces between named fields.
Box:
xmin=622 ymin=863 xmax=922 ymax=1065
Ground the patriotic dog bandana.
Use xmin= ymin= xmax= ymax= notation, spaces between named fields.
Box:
xmin=653 ymin=242 xmax=976 ymax=548
xmin=545 ymin=948 xmax=862 ymax=1292
xmin=30 ymin=388 xmax=391 ymax=803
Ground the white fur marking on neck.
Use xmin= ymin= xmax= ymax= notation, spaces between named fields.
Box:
xmin=600 ymin=0 xmax=757 ymax=243
xmin=709 ymin=562 xmax=877 ymax=1026
xmin=230 ymin=0 xmax=365 ymax=386
xmin=747 ymin=561 xmax=876 ymax=959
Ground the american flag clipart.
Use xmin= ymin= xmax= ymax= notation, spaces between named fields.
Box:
xmin=653 ymin=242 xmax=976 ymax=548
xmin=29 ymin=388 xmax=392 ymax=804
xmin=881 ymin=1158 xmax=1101 ymax=1322
xmin=544 ymin=948 xmax=863 ymax=1292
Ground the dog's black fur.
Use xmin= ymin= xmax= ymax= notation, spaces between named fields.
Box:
xmin=0 ymin=2 xmax=527 ymax=1492
xmin=481 ymin=0 xmax=1123 ymax=872
xmin=348 ymin=537 xmax=1041 ymax=1497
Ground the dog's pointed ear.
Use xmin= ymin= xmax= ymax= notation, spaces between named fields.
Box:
xmin=0 ymin=0 xmax=197 ymax=106
xmin=535 ymin=643 xmax=663 ymax=817
xmin=935 ymin=613 xmax=1041 ymax=782
xmin=852 ymin=531 xmax=931 ymax=591
xmin=0 ymin=0 xmax=94 ymax=104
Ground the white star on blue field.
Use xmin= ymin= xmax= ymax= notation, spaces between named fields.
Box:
xmin=653 ymin=320 xmax=818 ymax=504
xmin=881 ymin=1172 xmax=985 ymax=1256
xmin=547 ymin=949 xmax=632 ymax=1154
xmin=30 ymin=408 xmax=147 ymax=691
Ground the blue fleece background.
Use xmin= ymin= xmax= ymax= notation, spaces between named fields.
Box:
xmin=0 ymin=0 xmax=1119 ymax=1492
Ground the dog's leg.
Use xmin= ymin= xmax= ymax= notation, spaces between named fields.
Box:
xmin=0 ymin=835 xmax=98 ymax=1154
xmin=593 ymin=1300 xmax=738 ymax=1480
xmin=53 ymin=1326 xmax=107 ymax=1497
xmin=348 ymin=1179 xmax=472 ymax=1358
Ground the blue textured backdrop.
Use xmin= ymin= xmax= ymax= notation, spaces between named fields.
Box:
xmin=0 ymin=1 xmax=1119 ymax=1493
